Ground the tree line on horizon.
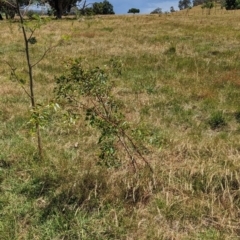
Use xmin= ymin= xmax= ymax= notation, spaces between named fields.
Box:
xmin=149 ymin=0 xmax=240 ymax=14
xmin=178 ymin=0 xmax=240 ymax=10
xmin=0 ymin=0 xmax=115 ymax=19
xmin=1 ymin=0 xmax=240 ymax=20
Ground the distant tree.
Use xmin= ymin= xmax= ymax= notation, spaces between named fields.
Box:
xmin=178 ymin=0 xmax=192 ymax=10
xmin=92 ymin=1 xmax=102 ymax=13
xmin=0 ymin=0 xmax=33 ymax=19
xmin=225 ymin=0 xmax=237 ymax=9
xmin=193 ymin=0 xmax=224 ymax=6
xmin=150 ymin=7 xmax=162 ymax=14
xmin=185 ymin=6 xmax=192 ymax=15
xmin=218 ymin=0 xmax=226 ymax=9
xmin=102 ymin=0 xmax=114 ymax=14
xmin=128 ymin=8 xmax=140 ymax=14
xmin=0 ymin=0 xmax=16 ymax=19
xmin=201 ymin=4 xmax=206 ymax=13
xmin=77 ymin=0 xmax=93 ymax=15
xmin=170 ymin=6 xmax=176 ymax=12
xmin=92 ymin=0 xmax=114 ymax=14
xmin=82 ymin=6 xmax=94 ymax=15
xmin=48 ymin=0 xmax=78 ymax=18
xmin=224 ymin=0 xmax=240 ymax=9
xmin=202 ymin=0 xmax=214 ymax=13
xmin=193 ymin=0 xmax=205 ymax=5
xmin=236 ymin=0 xmax=240 ymax=8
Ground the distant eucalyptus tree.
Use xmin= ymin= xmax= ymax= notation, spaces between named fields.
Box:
xmin=128 ymin=8 xmax=140 ymax=14
xmin=178 ymin=0 xmax=192 ymax=10
xmin=170 ymin=6 xmax=176 ymax=12
xmin=150 ymin=7 xmax=162 ymax=14
xmin=0 ymin=0 xmax=18 ymax=19
xmin=205 ymin=1 xmax=214 ymax=14
xmin=0 ymin=0 xmax=42 ymax=19
xmin=225 ymin=0 xmax=240 ymax=9
xmin=47 ymin=0 xmax=79 ymax=18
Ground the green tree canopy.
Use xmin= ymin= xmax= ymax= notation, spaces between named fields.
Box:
xmin=170 ymin=6 xmax=176 ymax=12
xmin=92 ymin=0 xmax=114 ymax=14
xmin=48 ymin=0 xmax=79 ymax=18
xmin=128 ymin=8 xmax=140 ymax=14
xmin=150 ymin=7 xmax=162 ymax=14
xmin=205 ymin=1 xmax=214 ymax=8
xmin=225 ymin=0 xmax=237 ymax=9
xmin=0 ymin=0 xmax=26 ymax=19
xmin=236 ymin=0 xmax=240 ymax=8
xmin=192 ymin=0 xmax=205 ymax=5
xmin=178 ymin=0 xmax=192 ymax=9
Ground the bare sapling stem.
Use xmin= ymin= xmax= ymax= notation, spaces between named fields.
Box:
xmin=16 ymin=0 xmax=42 ymax=159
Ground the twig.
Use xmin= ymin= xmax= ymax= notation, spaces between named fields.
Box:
xmin=63 ymin=93 xmax=153 ymax=173
xmin=5 ymin=61 xmax=32 ymax=99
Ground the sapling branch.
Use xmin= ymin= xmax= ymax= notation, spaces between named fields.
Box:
xmin=57 ymin=90 xmax=153 ymax=173
xmin=16 ymin=1 xmax=35 ymax=107
xmin=31 ymin=45 xmax=56 ymax=68
xmin=96 ymin=94 xmax=109 ymax=117
xmin=5 ymin=61 xmax=32 ymax=99
xmin=28 ymin=28 xmax=36 ymax=40
xmin=116 ymin=134 xmax=138 ymax=171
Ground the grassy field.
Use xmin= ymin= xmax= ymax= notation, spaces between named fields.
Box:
xmin=1 ymin=6 xmax=240 ymax=239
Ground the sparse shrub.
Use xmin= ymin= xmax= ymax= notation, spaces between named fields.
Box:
xmin=55 ymin=59 xmax=153 ymax=172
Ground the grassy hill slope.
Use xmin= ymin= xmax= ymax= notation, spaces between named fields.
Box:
xmin=1 ymin=9 xmax=240 ymax=239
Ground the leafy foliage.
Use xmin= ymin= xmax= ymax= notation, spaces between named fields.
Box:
xmin=193 ymin=0 xmax=205 ymax=5
xmin=150 ymin=7 xmax=162 ymax=14
xmin=225 ymin=0 xmax=240 ymax=9
xmin=128 ymin=8 xmax=140 ymax=14
xmin=0 ymin=0 xmax=47 ymax=19
xmin=0 ymin=0 xmax=17 ymax=19
xmin=170 ymin=6 xmax=176 ymax=12
xmin=47 ymin=0 xmax=79 ymax=18
xmin=55 ymin=59 xmax=152 ymax=171
xmin=178 ymin=0 xmax=192 ymax=10
xmin=201 ymin=1 xmax=214 ymax=14
xmin=92 ymin=0 xmax=115 ymax=14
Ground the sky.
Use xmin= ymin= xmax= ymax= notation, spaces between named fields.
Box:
xmin=93 ymin=0 xmax=180 ymax=14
